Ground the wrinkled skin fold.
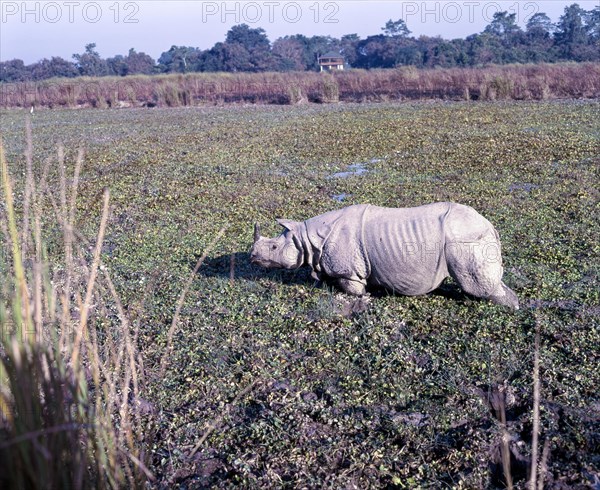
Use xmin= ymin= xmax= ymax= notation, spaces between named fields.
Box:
xmin=250 ymin=203 xmax=519 ymax=309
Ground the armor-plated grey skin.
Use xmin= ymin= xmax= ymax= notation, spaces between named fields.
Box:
xmin=250 ymin=203 xmax=519 ymax=309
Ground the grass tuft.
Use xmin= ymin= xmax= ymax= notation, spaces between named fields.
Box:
xmin=0 ymin=127 xmax=152 ymax=489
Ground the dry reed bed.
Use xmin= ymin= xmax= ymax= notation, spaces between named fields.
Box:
xmin=0 ymin=128 xmax=153 ymax=488
xmin=1 ymin=63 xmax=599 ymax=109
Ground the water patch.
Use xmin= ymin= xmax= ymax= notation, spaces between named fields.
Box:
xmin=328 ymin=162 xmax=369 ymax=179
xmin=522 ymin=127 xmax=542 ymax=134
xmin=509 ymin=182 xmax=538 ymax=193
xmin=326 ymin=157 xmax=384 ymax=179
xmin=332 ymin=193 xmax=351 ymax=202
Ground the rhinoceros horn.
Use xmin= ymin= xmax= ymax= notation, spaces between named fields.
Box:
xmin=253 ymin=223 xmax=261 ymax=242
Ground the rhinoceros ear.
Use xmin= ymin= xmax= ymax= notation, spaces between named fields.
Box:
xmin=276 ymin=219 xmax=299 ymax=232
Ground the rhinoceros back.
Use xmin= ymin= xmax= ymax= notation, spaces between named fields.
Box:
xmin=363 ymin=203 xmax=451 ymax=295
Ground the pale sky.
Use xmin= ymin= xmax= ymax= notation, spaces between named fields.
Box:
xmin=1 ymin=1 xmax=598 ymax=63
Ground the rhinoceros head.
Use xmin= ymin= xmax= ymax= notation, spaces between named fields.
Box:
xmin=250 ymin=220 xmax=303 ymax=269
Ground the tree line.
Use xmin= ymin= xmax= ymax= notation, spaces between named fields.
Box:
xmin=1 ymin=3 xmax=598 ymax=82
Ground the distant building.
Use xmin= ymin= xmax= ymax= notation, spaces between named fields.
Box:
xmin=318 ymin=52 xmax=345 ymax=72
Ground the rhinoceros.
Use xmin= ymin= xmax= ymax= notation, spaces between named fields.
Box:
xmin=250 ymin=202 xmax=519 ymax=309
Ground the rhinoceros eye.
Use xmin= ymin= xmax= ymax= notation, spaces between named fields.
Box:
xmin=272 ymin=244 xmax=277 ymax=250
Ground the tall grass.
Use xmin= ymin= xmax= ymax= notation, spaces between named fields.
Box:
xmin=0 ymin=123 xmax=152 ymax=488
xmin=494 ymin=317 xmax=550 ymax=490
xmin=1 ymin=62 xmax=599 ymax=109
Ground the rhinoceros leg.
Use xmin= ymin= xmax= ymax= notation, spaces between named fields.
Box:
xmin=442 ymin=205 xmax=519 ymax=309
xmin=337 ymin=278 xmax=367 ymax=296
xmin=488 ymin=282 xmax=520 ymax=309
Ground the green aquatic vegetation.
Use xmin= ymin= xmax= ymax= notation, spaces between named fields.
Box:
xmin=0 ymin=100 xmax=598 ymax=488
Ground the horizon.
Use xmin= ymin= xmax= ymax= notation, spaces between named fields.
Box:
xmin=1 ymin=1 xmax=598 ymax=64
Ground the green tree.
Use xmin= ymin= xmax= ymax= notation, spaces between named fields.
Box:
xmin=199 ymin=42 xmax=252 ymax=72
xmin=202 ymin=24 xmax=278 ymax=72
xmin=419 ymin=36 xmax=464 ymax=68
xmin=525 ymin=13 xmax=556 ymax=62
xmin=72 ymin=43 xmax=108 ymax=77
xmin=585 ymin=6 xmax=600 ymax=46
xmin=466 ymin=33 xmax=503 ymax=65
xmin=0 ymin=59 xmax=29 ymax=82
xmin=340 ymin=34 xmax=361 ymax=67
xmin=554 ymin=4 xmax=589 ymax=60
xmin=527 ymin=12 xmax=554 ymax=36
xmin=274 ymin=34 xmax=340 ymax=71
xmin=272 ymin=37 xmax=307 ymax=71
xmin=484 ymin=12 xmax=520 ymax=37
xmin=355 ymin=34 xmax=419 ymax=68
xmin=125 ymin=49 xmax=155 ymax=75
xmin=481 ymin=12 xmax=526 ymax=63
xmin=199 ymin=40 xmax=278 ymax=73
xmin=106 ymin=55 xmax=128 ymax=76
xmin=157 ymin=46 xmax=201 ymax=73
xmin=107 ymin=50 xmax=155 ymax=77
xmin=30 ymin=57 xmax=78 ymax=80
xmin=382 ymin=19 xmax=411 ymax=38
xmin=225 ymin=24 xmax=270 ymax=50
